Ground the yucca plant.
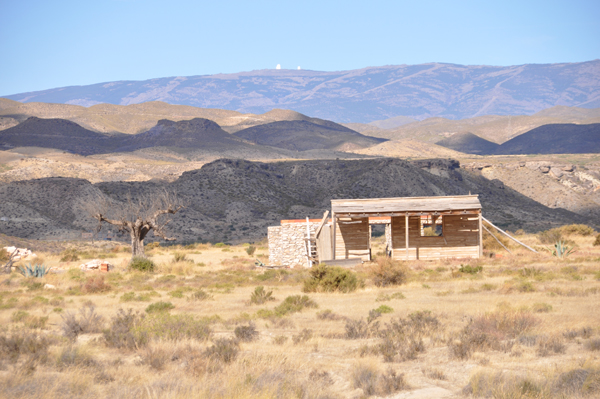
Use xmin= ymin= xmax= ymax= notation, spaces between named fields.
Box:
xmin=17 ymin=263 xmax=51 ymax=278
xmin=249 ymin=286 xmax=274 ymax=305
xmin=548 ymin=240 xmax=575 ymax=258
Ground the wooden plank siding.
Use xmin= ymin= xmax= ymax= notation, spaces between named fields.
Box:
xmin=334 ymin=217 xmax=371 ymax=261
xmin=332 ymin=195 xmax=481 ymax=214
xmin=391 ymin=215 xmax=480 ymax=260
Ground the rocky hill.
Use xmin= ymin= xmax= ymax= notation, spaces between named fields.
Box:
xmin=436 ymin=123 xmax=600 ymax=155
xmin=0 ymin=117 xmax=126 ymax=155
xmin=233 ymin=120 xmax=384 ymax=151
xmin=0 ymin=158 xmax=592 ymax=243
xmin=4 ymin=61 xmax=599 ymax=122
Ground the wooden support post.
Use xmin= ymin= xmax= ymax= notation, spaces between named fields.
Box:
xmin=332 ymin=213 xmax=336 ymax=260
xmin=482 ymin=217 xmax=538 ymax=253
xmin=478 ymin=212 xmax=483 ymax=258
xmin=482 ymin=224 xmax=512 ymax=254
xmin=405 ymin=214 xmax=409 ymax=261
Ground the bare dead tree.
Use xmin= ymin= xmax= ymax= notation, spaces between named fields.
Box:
xmin=86 ymin=190 xmax=184 ymax=259
xmin=1 ymin=248 xmax=18 ymax=274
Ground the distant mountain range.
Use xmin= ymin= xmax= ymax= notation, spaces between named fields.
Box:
xmin=4 ymin=61 xmax=599 ymax=123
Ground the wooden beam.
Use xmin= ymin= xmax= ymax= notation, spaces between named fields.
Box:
xmin=405 ymin=214 xmax=409 ymax=261
xmin=315 ymin=210 xmax=329 ymax=238
xmin=482 ymin=224 xmax=512 ymax=254
xmin=478 ymin=213 xmax=483 ymax=258
xmin=482 ymin=217 xmax=538 ymax=253
xmin=332 ymin=213 xmax=336 ymax=260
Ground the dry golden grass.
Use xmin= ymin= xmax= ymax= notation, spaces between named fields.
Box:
xmin=0 ymin=233 xmax=599 ymax=398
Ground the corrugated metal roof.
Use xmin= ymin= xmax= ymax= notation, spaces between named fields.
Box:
xmin=331 ymin=195 xmax=481 ymax=214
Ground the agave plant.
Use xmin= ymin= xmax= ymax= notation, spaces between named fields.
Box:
xmin=548 ymin=240 xmax=576 ymax=258
xmin=17 ymin=263 xmax=51 ymax=278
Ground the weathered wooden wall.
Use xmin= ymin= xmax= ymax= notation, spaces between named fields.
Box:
xmin=334 ymin=217 xmax=371 ymax=261
xmin=391 ymin=215 xmax=480 ymax=260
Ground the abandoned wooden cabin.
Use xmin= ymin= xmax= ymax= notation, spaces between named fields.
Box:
xmin=268 ymin=195 xmax=482 ymax=267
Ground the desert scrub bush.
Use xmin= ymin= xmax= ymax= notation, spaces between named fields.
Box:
xmin=55 ymin=345 xmax=98 ymax=370
xmin=375 ymin=305 xmax=394 ymax=314
xmin=61 ymin=305 xmax=104 ymax=341
xmin=302 ymin=264 xmax=361 ymax=293
xmin=248 ymin=286 xmax=275 ymax=305
xmin=586 ymin=339 xmax=600 ymax=351
xmin=594 ymin=233 xmax=600 ymax=246
xmin=316 ymin=309 xmax=343 ymax=320
xmin=536 ymin=334 xmax=566 ymax=356
xmin=129 ymin=256 xmax=155 ymax=272
xmin=292 ymin=328 xmax=313 ymax=344
xmin=190 ymin=288 xmax=212 ymax=301
xmin=459 ymin=264 xmax=483 ymax=274
xmin=245 ymin=245 xmax=256 ymax=256
xmin=538 ymin=227 xmax=564 ymax=244
xmin=482 ymin=227 xmax=511 ymax=251
xmin=135 ymin=312 xmax=212 ymax=341
xmin=204 ymin=338 xmax=239 ymax=364
xmin=0 ymin=248 xmax=9 ymax=262
xmin=11 ymin=310 xmax=48 ymax=329
xmin=377 ymin=311 xmax=441 ymax=362
xmin=234 ymin=322 xmax=259 ymax=342
xmin=0 ymin=329 xmax=53 ymax=365
xmin=345 ymin=310 xmax=381 ymax=339
xmin=274 ymin=295 xmax=317 ymax=316
xmin=531 ymin=302 xmax=553 ymax=313
xmin=59 ymin=248 xmax=80 ymax=262
xmin=370 ymin=258 xmax=407 ymax=287
xmin=103 ymin=308 xmax=147 ymax=350
xmin=449 ymin=310 xmax=537 ymax=360
xmin=559 ymin=224 xmax=596 ymax=236
xmin=272 ymin=335 xmax=288 ymax=345
xmin=465 ymin=365 xmax=600 ymax=398
xmin=145 ymin=301 xmax=175 ymax=314
xmin=376 ymin=291 xmax=406 ymax=301
xmin=82 ymin=276 xmax=111 ymax=293
xmin=351 ymin=363 xmax=408 ymax=396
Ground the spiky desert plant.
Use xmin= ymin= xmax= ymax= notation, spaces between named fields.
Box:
xmin=548 ymin=240 xmax=575 ymax=258
xmin=17 ymin=263 xmax=51 ymax=278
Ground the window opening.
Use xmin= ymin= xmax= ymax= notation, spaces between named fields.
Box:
xmin=421 ymin=215 xmax=443 ymax=236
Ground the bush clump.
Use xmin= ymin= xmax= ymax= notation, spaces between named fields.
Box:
xmin=234 ymin=322 xmax=259 ymax=342
xmin=351 ymin=364 xmax=408 ymax=396
xmin=370 ymin=258 xmax=407 ymax=287
xmin=302 ymin=264 xmax=361 ymax=293
xmin=61 ymin=305 xmax=104 ymax=341
xmin=204 ymin=338 xmax=239 ymax=363
xmin=559 ymin=224 xmax=596 ymax=236
xmin=129 ymin=257 xmax=155 ymax=272
xmin=145 ymin=301 xmax=175 ymax=314
xmin=83 ymin=276 xmax=111 ymax=293
xmin=135 ymin=312 xmax=212 ymax=341
xmin=458 ymin=264 xmax=483 ymax=274
xmin=103 ymin=308 xmax=147 ymax=349
xmin=245 ymin=245 xmax=256 ymax=256
xmin=249 ymin=286 xmax=275 ymax=305
xmin=593 ymin=234 xmax=600 ymax=247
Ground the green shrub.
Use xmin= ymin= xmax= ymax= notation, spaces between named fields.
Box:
xmin=245 ymin=245 xmax=256 ymax=256
xmin=249 ymin=286 xmax=275 ymax=305
xmin=145 ymin=301 xmax=175 ymax=314
xmin=302 ymin=264 xmax=361 ymax=293
xmin=0 ymin=248 xmax=9 ymax=262
xmin=375 ymin=305 xmax=394 ymax=314
xmin=274 ymin=295 xmax=318 ymax=316
xmin=458 ymin=264 xmax=483 ymax=274
xmin=129 ymin=257 xmax=155 ymax=272
xmin=594 ymin=234 xmax=600 ymax=247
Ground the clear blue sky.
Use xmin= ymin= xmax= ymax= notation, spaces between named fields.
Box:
xmin=1 ymin=0 xmax=598 ymax=96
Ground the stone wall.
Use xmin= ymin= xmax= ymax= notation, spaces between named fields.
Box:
xmin=268 ymin=221 xmax=320 ymax=268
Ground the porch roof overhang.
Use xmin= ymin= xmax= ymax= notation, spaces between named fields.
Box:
xmin=331 ymin=195 xmax=481 ymax=217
